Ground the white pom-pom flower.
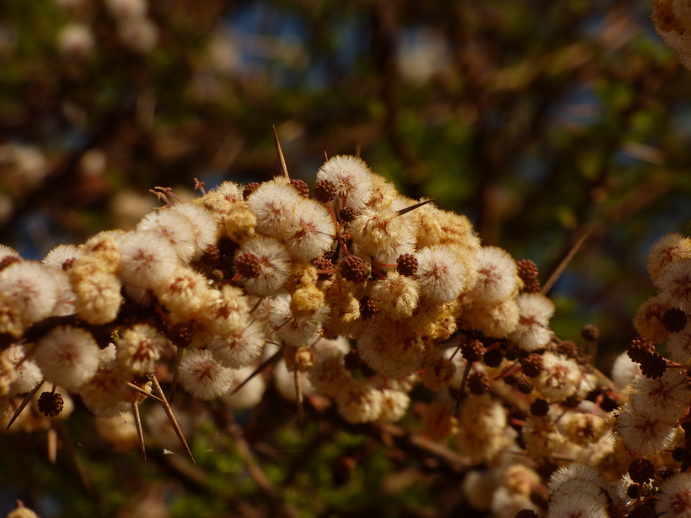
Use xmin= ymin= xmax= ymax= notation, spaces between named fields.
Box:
xmin=316 ymin=155 xmax=373 ymax=213
xmin=268 ymin=293 xmax=327 ymax=347
xmin=630 ymin=370 xmax=690 ymax=423
xmin=508 ymin=293 xmax=555 ymax=351
xmin=78 ymin=359 xmax=130 ymax=417
xmin=667 ymin=319 xmax=691 ymax=363
xmin=273 ymin=358 xmax=314 ymax=402
xmin=247 ymin=179 xmax=303 ymax=238
xmin=534 ymin=353 xmax=581 ymax=402
xmin=282 ymin=196 xmax=335 ymax=261
xmin=136 ymin=209 xmax=198 ymax=263
xmin=468 ymin=246 xmax=520 ymax=304
xmin=610 ymin=351 xmax=642 ymax=390
xmin=0 ymin=261 xmax=58 ymax=326
xmin=6 ymin=344 xmax=43 ymax=396
xmin=234 ymin=236 xmax=291 ymax=296
xmin=42 ymin=244 xmax=82 ymax=269
xmin=178 ymin=349 xmax=234 ymax=400
xmin=656 ymin=258 xmax=691 ymax=312
xmin=0 ymin=244 xmax=20 ymax=263
xmin=35 ymin=326 xmax=101 ymax=391
xmin=655 ymin=471 xmax=691 ymax=518
xmin=115 ymin=324 xmax=169 ymax=376
xmin=118 ymin=230 xmax=178 ymax=292
xmin=369 ymin=271 xmax=420 ymax=320
xmin=207 ymin=320 xmax=266 ymax=369
xmin=171 ymin=203 xmax=218 ymax=255
xmin=647 ymin=233 xmax=691 ymax=281
xmin=350 ymin=207 xmax=416 ymax=264
xmin=616 ymin=401 xmax=678 ymax=456
xmin=46 ymin=268 xmax=77 ymax=317
xmin=415 ymin=245 xmax=471 ymax=303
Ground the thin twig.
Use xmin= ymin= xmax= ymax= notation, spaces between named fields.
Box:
xmin=127 ymin=382 xmax=164 ymax=403
xmin=150 ymin=374 xmax=196 ymax=464
xmin=273 ymin=125 xmax=290 ymax=179
xmin=6 ymin=381 xmax=43 ymax=431
xmin=396 ymin=198 xmax=434 ymax=217
xmin=132 ymin=402 xmax=147 ymax=462
xmin=541 ymin=228 xmax=593 ymax=295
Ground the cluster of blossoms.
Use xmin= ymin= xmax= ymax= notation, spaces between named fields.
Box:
xmin=0 ymin=155 xmax=689 ymax=517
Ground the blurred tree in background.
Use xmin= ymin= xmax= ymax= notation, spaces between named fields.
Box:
xmin=1 ymin=0 xmax=690 ymax=516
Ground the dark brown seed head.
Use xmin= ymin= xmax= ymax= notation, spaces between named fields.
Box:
xmin=37 ymin=391 xmax=64 ymax=417
xmin=168 ymin=321 xmax=195 ymax=347
xmin=339 ymin=207 xmax=357 ymax=223
xmin=483 ymin=347 xmax=503 ymax=368
xmin=516 ymin=259 xmax=540 ymax=293
xmin=468 ymin=372 xmax=490 ymax=395
xmin=312 ymin=256 xmax=335 ymax=281
xmin=340 ymin=255 xmax=369 ymax=283
xmin=556 ymin=340 xmax=579 ymax=359
xmin=530 ymin=398 xmax=549 ymax=417
xmin=235 ymin=253 xmax=262 ymax=278
xmin=314 ymin=179 xmax=338 ymax=203
xmin=359 ymin=296 xmax=380 ymax=320
xmin=640 ymin=352 xmax=667 ymax=379
xmin=290 ymin=178 xmax=310 ymax=198
xmin=520 ymin=353 xmax=543 ymax=378
xmin=628 ymin=338 xmax=656 ymax=364
xmin=628 ymin=458 xmax=655 ymax=484
xmin=581 ymin=324 xmax=600 ymax=342
xmin=396 ymin=254 xmax=418 ymax=277
xmin=662 ymin=307 xmax=687 ymax=333
xmin=461 ymin=339 xmax=485 ymax=363
xmin=562 ymin=395 xmax=581 ymax=409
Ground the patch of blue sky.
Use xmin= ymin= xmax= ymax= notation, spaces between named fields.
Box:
xmin=223 ymin=2 xmax=370 ymax=91
xmin=549 ymin=83 xmax=602 ymax=127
